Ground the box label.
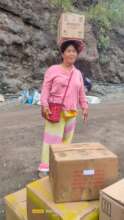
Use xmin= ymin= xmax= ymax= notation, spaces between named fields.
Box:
xmin=83 ymin=169 xmax=95 ymax=176
xmin=102 ymin=198 xmax=111 ymax=217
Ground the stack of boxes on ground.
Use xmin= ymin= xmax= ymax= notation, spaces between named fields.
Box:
xmin=5 ymin=142 xmax=121 ymax=220
xmin=4 ymin=12 xmax=124 ymax=220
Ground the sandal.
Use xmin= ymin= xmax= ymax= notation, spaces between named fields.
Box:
xmin=38 ymin=163 xmax=49 ymax=178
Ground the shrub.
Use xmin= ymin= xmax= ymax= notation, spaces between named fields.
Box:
xmin=50 ymin=0 xmax=73 ymax=11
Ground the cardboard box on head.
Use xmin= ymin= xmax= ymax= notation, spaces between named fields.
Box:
xmin=100 ymin=179 xmax=124 ymax=220
xmin=49 ymin=142 xmax=118 ymax=203
xmin=57 ymin=12 xmax=85 ymax=44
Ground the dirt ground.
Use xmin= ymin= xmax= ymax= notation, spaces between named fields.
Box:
xmin=0 ymin=100 xmax=124 ymax=220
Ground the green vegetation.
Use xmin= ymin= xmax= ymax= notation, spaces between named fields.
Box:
xmin=88 ymin=0 xmax=124 ymax=64
xmin=87 ymin=0 xmax=124 ymax=27
xmin=50 ymin=0 xmax=73 ymax=11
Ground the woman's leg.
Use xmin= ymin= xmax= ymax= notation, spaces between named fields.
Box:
xmin=41 ymin=114 xmax=66 ymax=164
xmin=62 ymin=117 xmax=77 ymax=144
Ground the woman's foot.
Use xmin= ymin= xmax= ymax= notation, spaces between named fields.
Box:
xmin=38 ymin=171 xmax=49 ymax=178
xmin=38 ymin=163 xmax=49 ymax=178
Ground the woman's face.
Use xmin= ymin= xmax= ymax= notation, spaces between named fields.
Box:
xmin=62 ymin=45 xmax=78 ymax=65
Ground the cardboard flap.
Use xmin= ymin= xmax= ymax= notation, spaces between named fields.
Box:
xmin=77 ymin=206 xmax=98 ymax=220
xmin=50 ymin=143 xmax=118 ymax=161
xmin=51 ymin=143 xmax=106 ymax=152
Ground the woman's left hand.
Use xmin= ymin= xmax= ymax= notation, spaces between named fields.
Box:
xmin=82 ymin=108 xmax=88 ymax=123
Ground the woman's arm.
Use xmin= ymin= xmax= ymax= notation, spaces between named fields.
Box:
xmin=79 ymin=72 xmax=88 ymax=110
xmin=79 ymin=72 xmax=88 ymax=123
xmin=40 ymin=67 xmax=53 ymax=107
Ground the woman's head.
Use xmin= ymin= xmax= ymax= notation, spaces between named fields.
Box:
xmin=60 ymin=40 xmax=82 ymax=65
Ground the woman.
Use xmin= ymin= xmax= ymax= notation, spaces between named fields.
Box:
xmin=38 ymin=40 xmax=88 ymax=175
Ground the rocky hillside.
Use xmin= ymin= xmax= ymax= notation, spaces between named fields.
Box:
xmin=0 ymin=0 xmax=124 ymax=94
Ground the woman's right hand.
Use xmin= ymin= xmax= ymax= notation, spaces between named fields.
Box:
xmin=41 ymin=106 xmax=52 ymax=118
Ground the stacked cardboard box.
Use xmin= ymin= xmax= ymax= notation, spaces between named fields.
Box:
xmin=100 ymin=179 xmax=124 ymax=220
xmin=4 ymin=177 xmax=99 ymax=220
xmin=5 ymin=178 xmax=124 ymax=220
xmin=4 ymin=142 xmax=120 ymax=220
xmin=27 ymin=176 xmax=99 ymax=220
xmin=4 ymin=188 xmax=27 ymax=220
xmin=57 ymin=12 xmax=85 ymax=45
xmin=49 ymin=143 xmax=118 ymax=203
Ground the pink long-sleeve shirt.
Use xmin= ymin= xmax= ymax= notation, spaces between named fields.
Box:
xmin=40 ymin=64 xmax=88 ymax=111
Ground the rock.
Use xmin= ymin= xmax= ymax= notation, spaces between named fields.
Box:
xmin=79 ymin=23 xmax=99 ymax=62
xmin=3 ymin=162 xmax=7 ymax=167
xmin=32 ymin=31 xmax=49 ymax=49
xmin=0 ymin=94 xmax=5 ymax=102
xmin=0 ymin=12 xmax=24 ymax=34
xmin=0 ymin=3 xmax=55 ymax=94
xmin=1 ymin=78 xmax=23 ymax=93
xmin=77 ymin=22 xmax=100 ymax=78
xmin=0 ymin=31 xmax=23 ymax=45
xmin=117 ymin=71 xmax=124 ymax=82
xmin=114 ymin=27 xmax=124 ymax=37
xmin=0 ymin=0 xmax=51 ymax=29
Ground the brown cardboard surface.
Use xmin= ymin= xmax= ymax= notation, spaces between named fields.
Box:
xmin=49 ymin=143 xmax=118 ymax=203
xmin=101 ymin=179 xmax=124 ymax=205
xmin=4 ymin=188 xmax=27 ymax=220
xmin=27 ymin=176 xmax=99 ymax=220
xmin=57 ymin=12 xmax=85 ymax=44
xmin=100 ymin=179 xmax=124 ymax=220
xmin=51 ymin=143 xmax=117 ymax=161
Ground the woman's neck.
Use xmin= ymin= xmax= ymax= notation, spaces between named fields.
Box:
xmin=61 ymin=62 xmax=73 ymax=70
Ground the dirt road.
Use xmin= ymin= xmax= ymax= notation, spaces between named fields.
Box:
xmin=0 ymin=101 xmax=124 ymax=219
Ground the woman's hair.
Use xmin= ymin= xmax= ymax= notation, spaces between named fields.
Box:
xmin=60 ymin=40 xmax=81 ymax=54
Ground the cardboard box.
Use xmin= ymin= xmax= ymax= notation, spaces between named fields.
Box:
xmin=4 ymin=188 xmax=27 ymax=220
xmin=100 ymin=179 xmax=124 ymax=220
xmin=57 ymin=12 xmax=85 ymax=44
xmin=27 ymin=176 xmax=99 ymax=220
xmin=49 ymin=143 xmax=118 ymax=203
